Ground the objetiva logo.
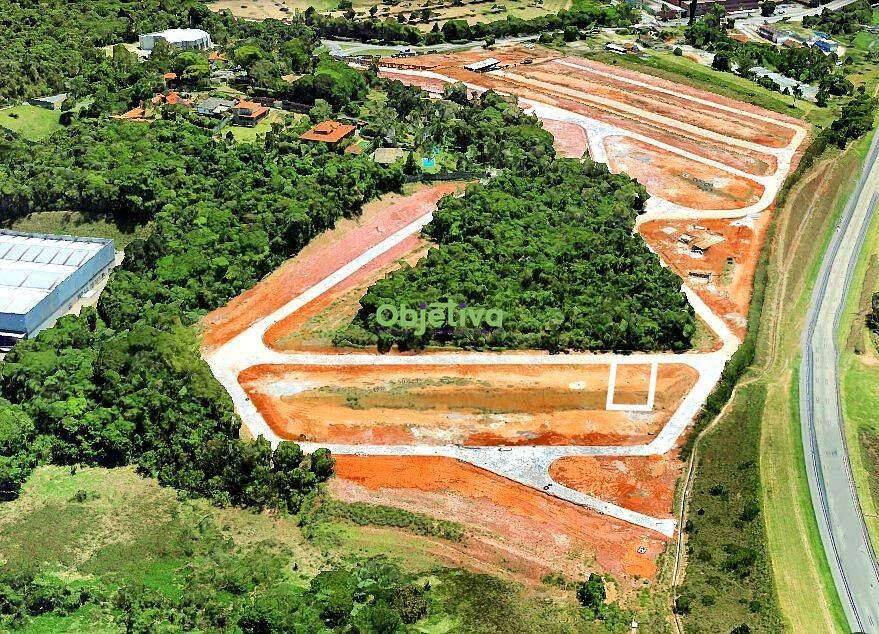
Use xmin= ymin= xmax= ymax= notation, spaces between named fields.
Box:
xmin=376 ymin=301 xmax=503 ymax=336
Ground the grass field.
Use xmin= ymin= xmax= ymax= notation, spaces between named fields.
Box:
xmin=0 ymin=466 xmax=634 ymax=633
xmin=225 ymin=109 xmax=299 ymax=144
xmin=0 ymin=104 xmax=62 ymax=141
xmin=3 ymin=211 xmax=150 ymax=249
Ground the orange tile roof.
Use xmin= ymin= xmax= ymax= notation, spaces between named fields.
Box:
xmin=344 ymin=143 xmax=364 ymax=155
xmin=117 ymin=106 xmax=147 ymax=120
xmin=300 ymin=120 xmax=357 ymax=144
xmin=150 ymin=92 xmax=191 ymax=107
xmin=235 ymin=100 xmax=261 ymax=110
xmin=209 ymin=52 xmax=226 ymax=62
xmin=163 ymin=72 xmax=177 ymax=80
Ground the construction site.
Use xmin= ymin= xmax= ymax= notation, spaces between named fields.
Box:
xmin=201 ymin=47 xmax=809 ymax=585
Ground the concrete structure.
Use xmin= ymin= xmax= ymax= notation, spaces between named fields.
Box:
xmin=139 ymin=28 xmax=211 ymax=52
xmin=27 ymin=94 xmax=68 ymax=110
xmin=0 ymin=231 xmax=114 ymax=348
xmin=196 ymin=97 xmax=235 ymax=117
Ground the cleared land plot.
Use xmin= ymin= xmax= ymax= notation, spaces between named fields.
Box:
xmin=640 ymin=215 xmax=771 ymax=339
xmin=238 ymin=363 xmax=698 ymax=446
xmin=540 ymin=118 xmax=588 ymax=159
xmin=548 ymin=454 xmax=680 ymax=518
xmin=0 ymin=104 xmax=61 ymax=141
xmin=331 ymin=455 xmax=666 ymax=580
xmin=604 ymin=136 xmax=764 ymax=211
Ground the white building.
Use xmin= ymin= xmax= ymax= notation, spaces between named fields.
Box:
xmin=139 ymin=28 xmax=212 ymax=52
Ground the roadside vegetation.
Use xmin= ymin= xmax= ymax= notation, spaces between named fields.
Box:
xmin=678 ymin=124 xmax=877 ymax=633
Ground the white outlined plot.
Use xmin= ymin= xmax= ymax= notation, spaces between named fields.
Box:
xmin=605 ymin=360 xmax=658 ymax=412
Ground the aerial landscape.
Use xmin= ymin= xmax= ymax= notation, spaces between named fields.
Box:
xmin=0 ymin=0 xmax=878 ymax=632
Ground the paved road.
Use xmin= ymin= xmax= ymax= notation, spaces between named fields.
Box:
xmin=800 ymin=128 xmax=879 ymax=633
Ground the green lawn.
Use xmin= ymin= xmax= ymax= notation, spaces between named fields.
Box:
xmin=4 ymin=210 xmax=150 ymax=249
xmin=0 ymin=104 xmax=62 ymax=141
xmin=0 ymin=466 xmax=624 ymax=633
xmin=225 ymin=109 xmax=297 ymax=143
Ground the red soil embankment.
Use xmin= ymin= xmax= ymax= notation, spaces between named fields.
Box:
xmin=331 ymin=455 xmax=667 ymax=580
xmin=201 ymin=182 xmax=464 ymax=349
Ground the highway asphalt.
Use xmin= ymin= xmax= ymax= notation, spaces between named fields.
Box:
xmin=800 ymin=128 xmax=879 ymax=633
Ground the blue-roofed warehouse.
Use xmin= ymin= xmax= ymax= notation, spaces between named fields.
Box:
xmin=0 ymin=230 xmax=115 ymax=348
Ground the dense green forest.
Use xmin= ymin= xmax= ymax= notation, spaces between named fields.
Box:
xmin=339 ymin=154 xmax=695 ymax=353
xmin=803 ymin=0 xmax=874 ymax=35
xmin=303 ymin=1 xmax=637 ymax=46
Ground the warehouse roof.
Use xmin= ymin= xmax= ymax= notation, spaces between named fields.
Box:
xmin=144 ymin=28 xmax=211 ymax=44
xmin=0 ymin=232 xmax=110 ymax=315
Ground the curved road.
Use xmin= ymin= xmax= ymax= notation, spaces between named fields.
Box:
xmin=800 ymin=129 xmax=879 ymax=633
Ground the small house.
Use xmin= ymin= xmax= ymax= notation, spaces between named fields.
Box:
xmin=28 ymin=93 xmax=68 ymax=110
xmin=300 ymin=120 xmax=357 ymax=144
xmin=231 ymin=100 xmax=269 ymax=127
xmin=196 ymin=97 xmax=236 ymax=117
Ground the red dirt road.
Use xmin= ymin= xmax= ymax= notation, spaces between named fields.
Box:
xmin=201 ymin=182 xmax=464 ymax=349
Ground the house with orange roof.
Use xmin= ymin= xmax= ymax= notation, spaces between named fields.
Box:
xmin=115 ymin=106 xmax=152 ymax=122
xmin=150 ymin=91 xmax=192 ymax=107
xmin=232 ymin=100 xmax=269 ymax=127
xmin=300 ymin=120 xmax=357 ymax=144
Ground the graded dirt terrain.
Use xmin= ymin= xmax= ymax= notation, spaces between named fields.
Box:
xmin=203 ymin=46 xmax=809 ymax=583
xmin=604 ymin=136 xmax=764 ymax=211
xmin=239 ymin=363 xmax=698 ymax=446
xmin=540 ymin=118 xmax=589 ymax=159
xmin=639 ymin=214 xmax=771 ymax=338
xmin=331 ymin=456 xmax=665 ymax=580
xmin=548 ymin=455 xmax=680 ymax=518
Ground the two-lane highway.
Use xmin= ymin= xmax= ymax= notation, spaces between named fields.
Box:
xmin=800 ymin=128 xmax=879 ymax=633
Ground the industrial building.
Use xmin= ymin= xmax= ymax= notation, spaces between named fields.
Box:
xmin=0 ymin=231 xmax=115 ymax=348
xmin=138 ymin=28 xmax=212 ymax=52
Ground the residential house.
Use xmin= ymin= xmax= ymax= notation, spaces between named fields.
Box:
xmin=231 ymin=100 xmax=269 ymax=127
xmin=195 ymin=97 xmax=236 ymax=117
xmin=300 ymin=120 xmax=357 ymax=144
